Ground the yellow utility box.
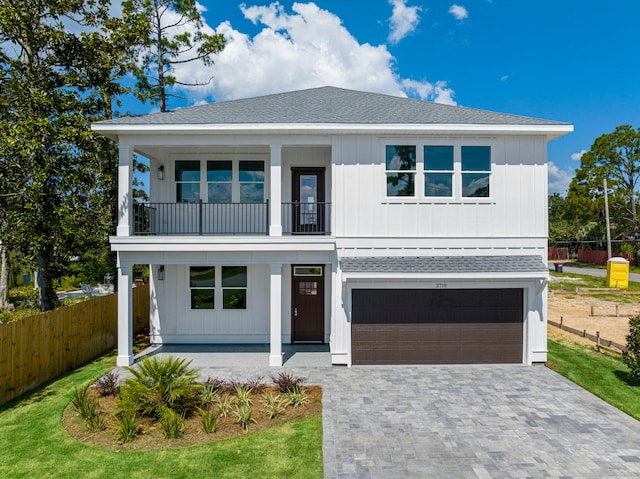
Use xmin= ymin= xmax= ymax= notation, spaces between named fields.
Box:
xmin=606 ymin=257 xmax=629 ymax=289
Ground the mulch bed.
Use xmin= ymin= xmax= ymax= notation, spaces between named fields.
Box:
xmin=63 ymin=385 xmax=322 ymax=451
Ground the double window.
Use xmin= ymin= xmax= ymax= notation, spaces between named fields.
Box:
xmin=386 ymin=143 xmax=491 ymax=199
xmin=176 ymin=159 xmax=265 ymax=204
xmin=189 ymin=266 xmax=248 ymax=310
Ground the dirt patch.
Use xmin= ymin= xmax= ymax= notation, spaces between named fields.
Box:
xmin=548 ymin=289 xmax=639 ymax=346
xmin=63 ymin=385 xmax=322 ymax=451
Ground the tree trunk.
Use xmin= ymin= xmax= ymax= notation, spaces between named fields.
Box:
xmin=36 ymin=254 xmax=56 ymax=312
xmin=0 ymin=244 xmax=8 ymax=308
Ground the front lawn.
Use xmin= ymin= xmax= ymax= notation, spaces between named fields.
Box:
xmin=0 ymin=354 xmax=323 ymax=479
xmin=547 ymin=339 xmax=640 ymax=420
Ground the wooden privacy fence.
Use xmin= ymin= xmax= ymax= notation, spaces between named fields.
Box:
xmin=0 ymin=284 xmax=149 ymax=407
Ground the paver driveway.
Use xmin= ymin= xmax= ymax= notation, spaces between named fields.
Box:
xmin=315 ymin=364 xmax=640 ymax=479
xmin=145 ymin=349 xmax=640 ymax=478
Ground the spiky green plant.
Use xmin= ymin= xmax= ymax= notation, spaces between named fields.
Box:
xmin=113 ymin=410 xmax=139 ymax=443
xmin=71 ymin=385 xmax=105 ymax=432
xmin=198 ymin=406 xmax=218 ymax=434
xmin=160 ymin=406 xmax=185 ymax=439
xmin=262 ymin=392 xmax=286 ymax=420
xmin=122 ymin=355 xmax=201 ymax=418
xmin=234 ymin=385 xmax=253 ymax=407
xmin=285 ymin=386 xmax=309 ymax=408
xmin=216 ymin=394 xmax=235 ymax=417
xmin=232 ymin=404 xmax=256 ymax=431
xmin=198 ymin=383 xmax=220 ymax=408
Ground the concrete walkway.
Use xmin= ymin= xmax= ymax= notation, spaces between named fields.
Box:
xmin=122 ymin=354 xmax=640 ymax=478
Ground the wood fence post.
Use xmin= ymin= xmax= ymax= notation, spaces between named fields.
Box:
xmin=560 ymin=316 xmax=563 ymax=329
xmin=590 ymin=305 xmax=594 ymax=316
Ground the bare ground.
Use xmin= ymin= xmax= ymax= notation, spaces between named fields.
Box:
xmin=548 ymin=278 xmax=639 ymax=347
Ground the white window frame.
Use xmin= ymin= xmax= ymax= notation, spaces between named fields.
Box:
xmin=173 ymin=154 xmax=268 ymax=204
xmin=383 ymin=140 xmax=493 ymax=202
xmin=188 ymin=265 xmax=249 ymax=311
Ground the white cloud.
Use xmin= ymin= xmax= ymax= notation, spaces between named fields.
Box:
xmin=500 ymin=74 xmax=509 ymax=81
xmin=449 ymin=4 xmax=469 ymax=21
xmin=548 ymin=161 xmax=574 ymax=195
xmin=402 ymin=79 xmax=456 ymax=105
xmin=388 ymin=0 xmax=422 ymax=45
xmin=169 ymin=2 xmax=455 ymax=105
xmin=571 ymin=149 xmax=588 ymax=161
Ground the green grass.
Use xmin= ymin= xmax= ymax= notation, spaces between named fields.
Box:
xmin=0 ymin=354 xmax=323 ymax=479
xmin=547 ymin=339 xmax=640 ymax=420
xmin=549 ymin=271 xmax=640 ymax=302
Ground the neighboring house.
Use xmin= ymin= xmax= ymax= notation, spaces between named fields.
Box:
xmin=91 ymin=86 xmax=572 ymax=367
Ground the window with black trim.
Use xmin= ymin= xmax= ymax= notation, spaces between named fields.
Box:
xmin=385 ymin=145 xmax=416 ymax=197
xmin=461 ymin=146 xmax=491 ymax=197
xmin=222 ymin=266 xmax=247 ymax=310
xmin=189 ymin=266 xmax=215 ymax=309
xmin=424 ymin=145 xmax=454 ymax=197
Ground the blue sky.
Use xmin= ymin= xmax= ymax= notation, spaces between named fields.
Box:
xmin=127 ymin=0 xmax=640 ymax=195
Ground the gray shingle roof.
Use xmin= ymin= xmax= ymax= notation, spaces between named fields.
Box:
xmin=340 ymin=255 xmax=548 ymax=274
xmin=95 ymin=87 xmax=569 ymax=127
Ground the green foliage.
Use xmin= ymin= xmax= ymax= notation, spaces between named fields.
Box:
xmin=548 ymin=339 xmax=640 ymax=420
xmin=271 ymin=372 xmax=308 ymax=394
xmin=262 ymin=393 xmax=287 ymax=420
xmin=94 ymin=371 xmax=120 ymax=397
xmin=160 ymin=406 xmax=186 ymax=439
xmin=285 ymin=387 xmax=309 ymax=408
xmin=567 ymin=125 xmax=640 ymax=262
xmin=197 ymin=383 xmax=220 ymax=408
xmin=232 ymin=404 xmax=256 ymax=431
xmin=623 ymin=315 xmax=640 ymax=384
xmin=123 ymin=0 xmax=225 ymax=111
xmin=198 ymin=406 xmax=218 ymax=434
xmin=0 ymin=1 xmax=145 ymax=311
xmin=122 ymin=355 xmax=201 ymax=418
xmin=71 ymin=385 xmax=105 ymax=432
xmin=234 ymin=385 xmax=253 ymax=407
xmin=203 ymin=376 xmax=227 ymax=394
xmin=216 ymin=394 xmax=235 ymax=418
xmin=113 ymin=410 xmax=140 ymax=443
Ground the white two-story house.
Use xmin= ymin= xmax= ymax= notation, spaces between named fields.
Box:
xmin=92 ymin=87 xmax=572 ymax=367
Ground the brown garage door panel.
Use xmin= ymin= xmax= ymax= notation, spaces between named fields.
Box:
xmin=351 ymin=289 xmax=523 ymax=364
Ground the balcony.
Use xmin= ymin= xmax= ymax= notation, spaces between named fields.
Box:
xmin=133 ymin=201 xmax=331 ymax=236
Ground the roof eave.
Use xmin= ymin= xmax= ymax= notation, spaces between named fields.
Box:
xmin=91 ymin=122 xmax=573 ymax=141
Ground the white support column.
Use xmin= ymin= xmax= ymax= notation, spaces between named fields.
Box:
xmin=269 ymin=263 xmax=283 ymax=367
xmin=116 ymin=256 xmax=134 ymax=366
xmin=269 ymin=145 xmax=282 ymax=236
xmin=117 ymin=143 xmax=133 ymax=237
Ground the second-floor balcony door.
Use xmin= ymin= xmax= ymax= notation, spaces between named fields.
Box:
xmin=292 ymin=168 xmax=325 ymax=234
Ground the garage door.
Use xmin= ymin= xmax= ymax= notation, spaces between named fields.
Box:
xmin=351 ymin=289 xmax=523 ymax=365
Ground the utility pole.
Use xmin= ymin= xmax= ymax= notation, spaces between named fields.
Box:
xmin=604 ymin=178 xmax=612 ymax=259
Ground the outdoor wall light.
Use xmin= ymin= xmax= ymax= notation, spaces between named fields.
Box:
xmin=158 ymin=265 xmax=165 ymax=280
xmin=157 ymin=165 xmax=165 ymax=180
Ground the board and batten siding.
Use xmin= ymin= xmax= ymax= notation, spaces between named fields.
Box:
xmin=331 ymin=135 xmax=549 ymax=241
xmin=151 ymin=264 xmax=271 ymax=343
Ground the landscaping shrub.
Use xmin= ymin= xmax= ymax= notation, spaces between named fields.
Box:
xmin=113 ymin=410 xmax=139 ymax=443
xmin=234 ymin=385 xmax=253 ymax=407
xmin=216 ymin=394 xmax=235 ymax=417
xmin=623 ymin=314 xmax=640 ymax=384
xmin=285 ymin=387 xmax=309 ymax=408
xmin=71 ymin=385 xmax=105 ymax=432
xmin=160 ymin=407 xmax=186 ymax=439
xmin=202 ymin=376 xmax=227 ymax=394
xmin=94 ymin=371 xmax=120 ymax=397
xmin=271 ymin=371 xmax=307 ymax=393
xmin=198 ymin=406 xmax=218 ymax=434
xmin=232 ymin=404 xmax=256 ymax=431
xmin=262 ymin=393 xmax=286 ymax=420
xmin=122 ymin=355 xmax=201 ymax=418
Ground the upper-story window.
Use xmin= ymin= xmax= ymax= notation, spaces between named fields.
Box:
xmin=385 ymin=145 xmax=416 ymax=197
xmin=176 ymin=159 xmax=265 ymax=203
xmin=424 ymin=145 xmax=454 ymax=197
xmin=461 ymin=146 xmax=491 ymax=197
xmin=176 ymin=160 xmax=201 ymax=203
xmin=386 ymin=143 xmax=491 ymax=199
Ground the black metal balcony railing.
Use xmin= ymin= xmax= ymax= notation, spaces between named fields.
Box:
xmin=132 ymin=201 xmax=332 ymax=236
xmin=282 ymin=202 xmax=331 ymax=235
xmin=133 ymin=201 xmax=269 ymax=235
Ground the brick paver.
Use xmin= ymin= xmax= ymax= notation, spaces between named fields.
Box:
xmin=126 ymin=350 xmax=640 ymax=478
